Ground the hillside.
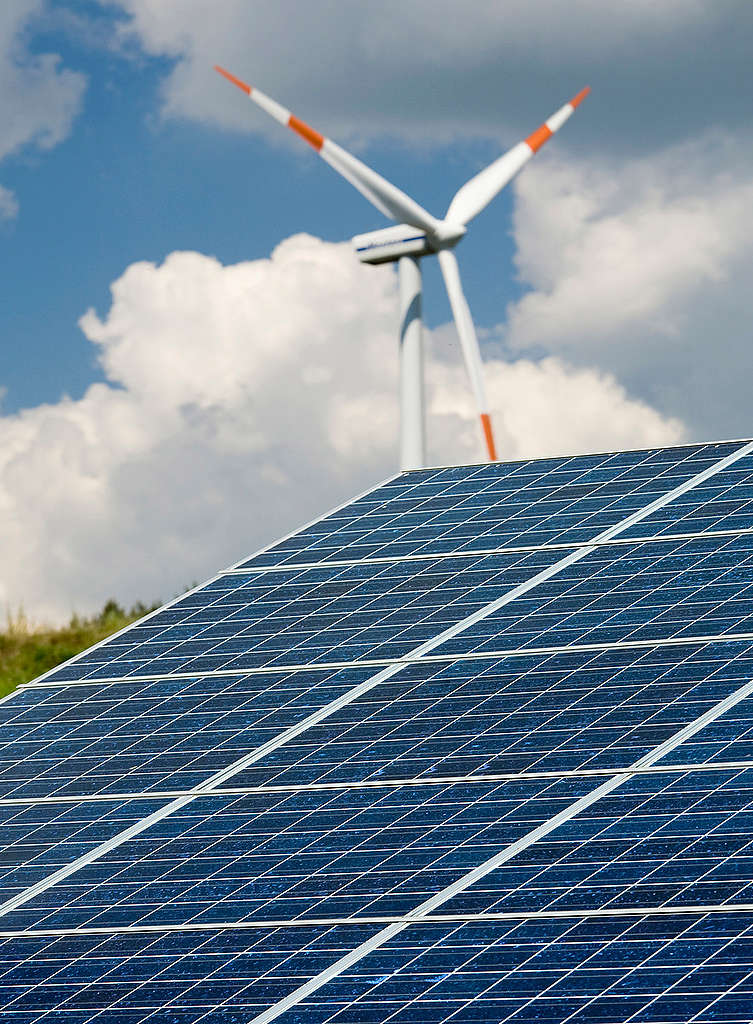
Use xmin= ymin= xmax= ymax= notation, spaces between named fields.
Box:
xmin=0 ymin=600 xmax=158 ymax=698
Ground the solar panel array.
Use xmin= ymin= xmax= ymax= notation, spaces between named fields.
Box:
xmin=3 ymin=437 xmax=753 ymax=1023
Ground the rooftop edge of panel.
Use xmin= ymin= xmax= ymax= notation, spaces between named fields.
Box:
xmin=14 ymin=434 xmax=753 ymax=694
xmin=395 ymin=435 xmax=753 ymax=478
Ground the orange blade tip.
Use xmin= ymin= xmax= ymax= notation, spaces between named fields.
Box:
xmin=214 ymin=65 xmax=251 ymax=95
xmin=570 ymin=86 xmax=590 ymax=109
xmin=480 ymin=413 xmax=498 ymax=462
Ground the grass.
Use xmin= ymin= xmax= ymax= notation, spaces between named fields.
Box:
xmin=0 ymin=599 xmax=158 ymax=699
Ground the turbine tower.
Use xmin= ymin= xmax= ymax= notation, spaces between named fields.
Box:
xmin=215 ymin=66 xmax=589 ymax=470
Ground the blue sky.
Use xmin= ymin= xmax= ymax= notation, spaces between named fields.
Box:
xmin=2 ymin=1 xmax=752 ymax=620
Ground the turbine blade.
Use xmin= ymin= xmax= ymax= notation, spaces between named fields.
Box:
xmin=214 ymin=66 xmax=442 ymax=234
xmin=437 ymin=249 xmax=498 ymax=462
xmin=446 ymin=86 xmax=590 ymax=226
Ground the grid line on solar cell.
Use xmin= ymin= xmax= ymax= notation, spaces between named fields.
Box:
xmin=1 ymin=912 xmax=753 ymax=1023
xmin=237 ymin=644 xmax=753 ymax=1023
xmin=5 ymin=900 xmax=753 ymax=939
xmin=9 ymin=766 xmax=753 ymax=937
xmin=5 ymin=641 xmax=753 ymax=982
xmin=222 ymin=524 xmax=753 ymax=576
xmin=20 ymin=628 xmax=753 ymax=691
xmin=4 ymin=759 xmax=753 ymax=810
xmin=40 ymin=527 xmax=753 ymax=683
xmin=244 ymin=441 xmax=736 ymax=570
xmin=42 ymin=547 xmax=565 ymax=681
xmin=5 ymin=623 xmax=753 ymax=804
xmin=433 ymin=532 xmax=753 ymax=660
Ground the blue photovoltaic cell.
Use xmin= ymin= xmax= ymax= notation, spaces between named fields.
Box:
xmin=437 ymin=532 xmax=753 ymax=658
xmin=0 ymin=913 xmax=752 ymax=1023
xmin=40 ymin=547 xmax=560 ymax=683
xmin=442 ymin=765 xmax=753 ymax=917
xmin=224 ymin=639 xmax=753 ymax=789
xmin=660 ymin=691 xmax=753 ymax=768
xmin=42 ymin=522 xmax=753 ymax=690
xmin=11 ymin=762 xmax=753 ymax=935
xmin=626 ymin=452 xmax=753 ymax=540
xmin=0 ymin=798 xmax=169 ymax=905
xmin=1 ymin=775 xmax=596 ymax=931
xmin=241 ymin=441 xmax=733 ymax=569
xmin=41 ymin=522 xmax=753 ymax=689
xmin=4 ymin=638 xmax=753 ymax=804
xmin=0 ymin=665 xmax=377 ymax=800
xmin=305 ymin=913 xmax=753 ymax=1024
xmin=0 ymin=922 xmax=378 ymax=1021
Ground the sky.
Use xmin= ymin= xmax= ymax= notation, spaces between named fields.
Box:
xmin=1 ymin=0 xmax=752 ymax=622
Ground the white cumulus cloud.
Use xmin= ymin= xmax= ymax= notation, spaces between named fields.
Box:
xmin=0 ymin=0 xmax=86 ymax=212
xmin=105 ymin=0 xmax=751 ymax=152
xmin=503 ymin=135 xmax=753 ymax=438
xmin=0 ymin=235 xmax=682 ymax=623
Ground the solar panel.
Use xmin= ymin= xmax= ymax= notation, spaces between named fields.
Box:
xmin=243 ymin=442 xmax=732 ymax=568
xmin=3 ymin=437 xmax=753 ymax=1022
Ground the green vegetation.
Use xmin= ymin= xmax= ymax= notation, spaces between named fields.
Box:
xmin=0 ymin=599 xmax=158 ymax=699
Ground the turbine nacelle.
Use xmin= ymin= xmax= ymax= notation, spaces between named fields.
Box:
xmin=353 ymin=222 xmax=466 ymax=265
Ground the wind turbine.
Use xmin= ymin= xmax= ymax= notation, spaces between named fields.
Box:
xmin=215 ymin=66 xmax=589 ymax=470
